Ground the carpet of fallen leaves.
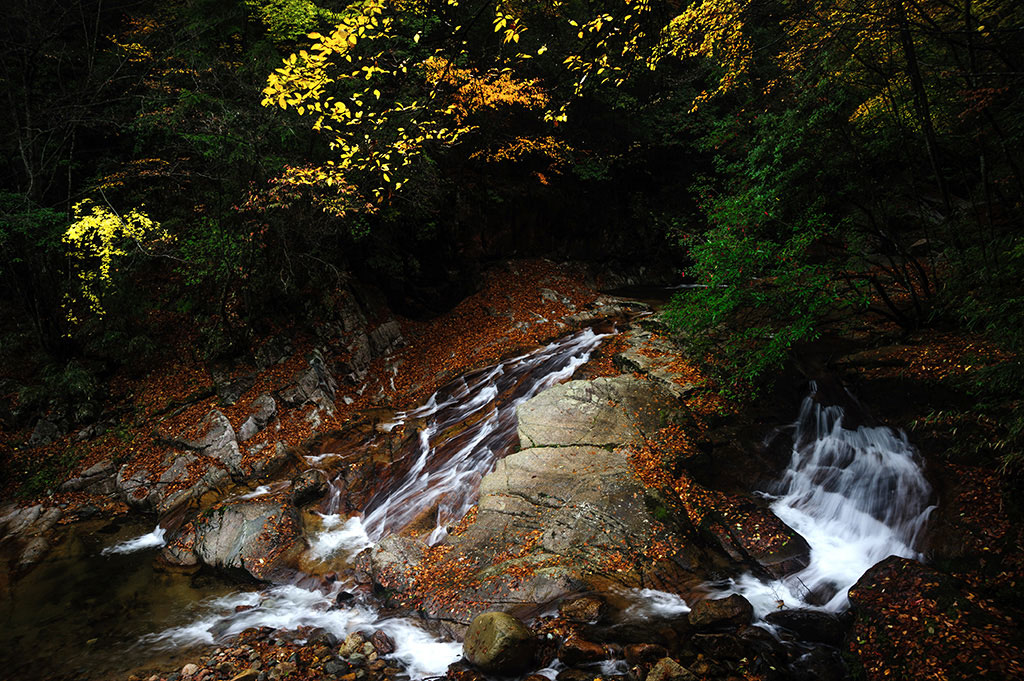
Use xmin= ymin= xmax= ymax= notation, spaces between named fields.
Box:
xmin=849 ymin=556 xmax=1024 ymax=680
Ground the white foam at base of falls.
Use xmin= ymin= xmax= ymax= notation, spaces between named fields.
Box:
xmin=309 ymin=514 xmax=372 ymax=561
xmin=716 ymin=388 xmax=935 ymax=618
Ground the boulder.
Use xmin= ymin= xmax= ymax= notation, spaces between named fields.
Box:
xmin=369 ymin=319 xmax=404 ymax=356
xmin=516 ymin=376 xmax=679 ymax=448
xmin=238 ymin=395 xmax=277 ymax=442
xmin=290 ymin=469 xmax=328 ymax=507
xmin=28 ymin=418 xmax=61 ymax=447
xmin=280 ymin=350 xmax=337 ymax=416
xmin=764 ymin=609 xmax=848 ymax=647
xmin=214 ymin=372 xmax=256 ymax=407
xmin=646 ymin=657 xmax=697 ymax=681
xmin=687 ymin=595 xmax=753 ymax=630
xmin=59 ymin=459 xmax=116 ymax=494
xmin=367 ymin=445 xmax=708 ymax=626
xmin=249 ymin=441 xmax=299 ymax=480
xmin=613 ymin=329 xmax=698 ymax=400
xmin=559 ymin=595 xmax=607 ymax=623
xmin=624 ymin=643 xmax=668 ymax=666
xmin=691 ymin=632 xmax=744 ymax=659
xmin=463 ymin=612 xmax=537 ymax=675
xmin=194 ymin=410 xmax=243 ymax=476
xmin=254 ymin=335 xmax=293 ymax=369
xmin=116 ymin=454 xmax=231 ymax=514
xmin=370 ymin=630 xmax=396 ymax=655
xmin=690 ymin=492 xmax=810 ymax=579
xmin=557 ymin=635 xmax=609 ymax=666
xmin=160 ymin=497 xmax=306 ymax=581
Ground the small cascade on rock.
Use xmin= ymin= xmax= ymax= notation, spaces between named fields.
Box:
xmin=719 ymin=383 xmax=936 ymax=617
xmin=359 ymin=326 xmax=608 ymax=544
xmin=100 ymin=524 xmax=167 ymax=555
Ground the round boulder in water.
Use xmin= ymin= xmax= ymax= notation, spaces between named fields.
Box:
xmin=463 ymin=611 xmax=537 ymax=674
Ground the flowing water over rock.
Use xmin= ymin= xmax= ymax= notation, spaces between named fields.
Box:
xmin=149 ymin=327 xmax=610 ymax=675
xmin=716 ymin=384 xmax=935 ymax=618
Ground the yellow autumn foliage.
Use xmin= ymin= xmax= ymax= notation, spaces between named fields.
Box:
xmin=63 ymin=199 xmax=169 ymax=322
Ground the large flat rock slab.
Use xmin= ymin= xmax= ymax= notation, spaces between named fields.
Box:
xmin=366 ymin=445 xmax=714 ymax=629
xmin=516 ymin=376 xmax=679 ymax=449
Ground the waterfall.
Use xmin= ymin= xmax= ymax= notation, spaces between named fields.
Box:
xmin=720 ymin=384 xmax=935 ymax=617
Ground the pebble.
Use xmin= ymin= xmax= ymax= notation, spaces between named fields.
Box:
xmin=181 ymin=663 xmax=199 ymax=678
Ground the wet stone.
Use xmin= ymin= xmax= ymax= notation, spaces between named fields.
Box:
xmin=307 ymin=627 xmax=338 ymax=648
xmin=559 ymin=595 xmax=607 ymax=623
xmin=646 ymin=658 xmax=697 ymax=681
xmin=624 ymin=643 xmax=668 ymax=666
xmin=687 ymin=658 xmax=726 ymax=678
xmin=463 ymin=611 xmax=537 ymax=675
xmin=763 ymin=609 xmax=848 ymax=647
xmin=555 ymin=669 xmax=596 ymax=681
xmin=371 ymin=630 xmax=395 ymax=655
xmin=558 ymin=635 xmax=609 ymax=666
xmin=339 ymin=631 xmax=368 ymax=656
xmin=290 ymin=469 xmax=329 ymax=507
xmin=692 ymin=633 xmax=744 ymax=660
xmin=687 ymin=595 xmax=753 ymax=630
xmin=325 ymin=660 xmax=351 ymax=676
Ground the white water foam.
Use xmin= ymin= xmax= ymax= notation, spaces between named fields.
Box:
xmin=236 ymin=485 xmax=272 ymax=500
xmin=148 ymin=585 xmax=461 ymax=678
xmin=623 ymin=589 xmax=691 ymax=618
xmin=101 ymin=526 xmax=167 ymax=555
xmin=717 ymin=390 xmax=935 ymax=618
xmin=308 ymin=515 xmax=372 ymax=561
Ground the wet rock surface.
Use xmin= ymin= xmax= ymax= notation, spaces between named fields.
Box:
xmin=687 ymin=594 xmax=753 ymax=630
xmin=463 ymin=611 xmax=537 ymax=674
xmin=160 ymin=497 xmax=306 ymax=581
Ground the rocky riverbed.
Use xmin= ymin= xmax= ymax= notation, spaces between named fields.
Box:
xmin=3 ymin=261 xmax=1023 ymax=681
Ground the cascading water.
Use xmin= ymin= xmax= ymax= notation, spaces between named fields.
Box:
xmin=359 ymin=326 xmax=608 ymax=544
xmin=146 ymin=326 xmax=610 ymax=677
xmin=718 ymin=384 xmax=935 ymax=618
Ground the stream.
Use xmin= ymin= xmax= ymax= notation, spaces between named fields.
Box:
xmin=2 ymin=331 xmax=937 ymax=680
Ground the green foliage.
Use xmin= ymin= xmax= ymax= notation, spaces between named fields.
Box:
xmin=933 ymin=236 xmax=1024 ymax=473
xmin=177 ymin=217 xmax=245 ymax=288
xmin=0 ymin=193 xmax=66 ymax=265
xmin=663 ymin=96 xmax=870 ymax=396
xmin=245 ymin=0 xmax=342 ymax=44
xmin=18 ymin=360 xmax=101 ymax=424
xmin=17 ymin=446 xmax=86 ymax=499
